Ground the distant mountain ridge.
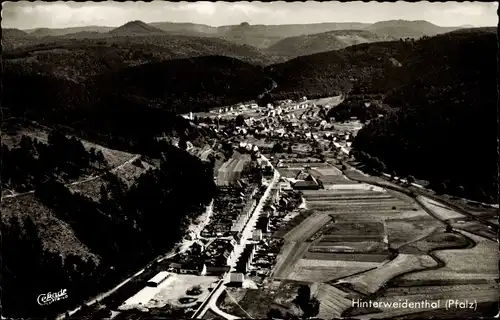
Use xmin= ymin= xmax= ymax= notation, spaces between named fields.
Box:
xmin=366 ymin=19 xmax=462 ymax=38
xmin=109 ymin=20 xmax=166 ymax=35
xmin=266 ymin=29 xmax=397 ymax=57
xmin=16 ymin=19 xmax=469 ymax=47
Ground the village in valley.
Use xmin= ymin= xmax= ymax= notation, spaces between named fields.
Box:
xmin=90 ymin=96 xmax=498 ymax=320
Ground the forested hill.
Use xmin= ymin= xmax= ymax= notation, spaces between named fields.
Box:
xmin=3 ymin=55 xmax=271 ymax=152
xmin=351 ymin=29 xmax=497 ymax=202
xmin=2 ymin=34 xmax=280 ymax=81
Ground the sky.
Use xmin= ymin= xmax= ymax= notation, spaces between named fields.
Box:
xmin=2 ymin=1 xmax=497 ymax=30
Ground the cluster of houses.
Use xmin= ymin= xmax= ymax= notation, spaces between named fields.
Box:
xmin=167 ymin=238 xmax=237 ymax=277
xmin=201 ymin=184 xmax=257 ymax=238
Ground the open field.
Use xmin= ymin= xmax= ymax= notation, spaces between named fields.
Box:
xmin=304 ymin=252 xmax=390 ymax=262
xmin=277 ymin=168 xmax=302 ymax=179
xmin=283 ymin=212 xmax=332 ymax=243
xmin=307 ymin=166 xmax=355 ymax=184
xmin=272 ymin=241 xmax=311 ymax=279
xmin=338 ymin=254 xmax=438 ymax=295
xmin=321 ymin=221 xmax=385 ymax=237
xmin=399 ymin=231 xmax=471 ymax=254
xmin=311 ymin=241 xmax=387 ymax=253
xmin=287 ymin=259 xmax=380 ymax=282
xmin=354 ymin=284 xmax=500 ymax=319
xmin=322 ymin=183 xmax=385 ymax=191
xmin=397 ymin=231 xmax=499 ymax=283
xmin=418 ymin=196 xmax=466 ymax=220
xmin=386 ymin=218 xmax=444 ymax=248
xmin=450 ymin=220 xmax=497 ymax=240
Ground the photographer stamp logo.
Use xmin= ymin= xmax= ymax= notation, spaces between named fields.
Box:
xmin=37 ymin=289 xmax=68 ymax=306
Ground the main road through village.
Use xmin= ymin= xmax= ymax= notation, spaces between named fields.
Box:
xmin=192 ymin=155 xmax=280 ymax=319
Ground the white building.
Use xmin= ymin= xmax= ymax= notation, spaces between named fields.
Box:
xmin=229 ymin=272 xmax=245 ymax=286
xmin=146 ymin=271 xmax=169 ymax=287
xmin=252 ymin=229 xmax=263 ymax=241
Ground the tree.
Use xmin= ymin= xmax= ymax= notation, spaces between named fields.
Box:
xmin=272 ymin=143 xmax=284 ymax=154
xmin=407 ymin=175 xmax=415 ymax=185
xmin=178 ymin=138 xmax=188 ymax=150
xmin=235 ymin=114 xmax=245 ymax=127
xmin=293 ymin=285 xmax=320 ymax=319
xmin=390 ymin=170 xmax=397 ymax=180
xmin=267 ymin=308 xmax=283 ymax=319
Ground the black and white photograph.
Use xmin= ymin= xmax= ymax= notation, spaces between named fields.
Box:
xmin=1 ymin=1 xmax=498 ymax=319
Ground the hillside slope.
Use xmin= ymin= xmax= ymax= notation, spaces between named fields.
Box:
xmin=266 ymin=39 xmax=415 ymax=100
xmin=24 ymin=26 xmax=113 ymax=37
xmin=350 ymin=29 xmax=497 ymax=202
xmin=109 ymin=20 xmax=166 ymax=36
xmin=3 ymin=35 xmax=280 ymax=81
xmin=3 ymin=55 xmax=271 ymax=152
xmin=366 ymin=20 xmax=462 ymax=38
xmin=266 ymin=29 xmax=397 ymax=57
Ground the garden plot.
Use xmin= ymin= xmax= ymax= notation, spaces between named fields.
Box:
xmin=418 ymin=196 xmax=466 ymax=220
xmin=398 ymin=231 xmax=499 ymax=283
xmin=338 ymin=254 xmax=438 ymax=295
xmin=287 ymin=259 xmax=380 ymax=282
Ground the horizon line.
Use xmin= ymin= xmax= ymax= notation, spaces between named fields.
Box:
xmin=11 ymin=19 xmax=480 ymax=31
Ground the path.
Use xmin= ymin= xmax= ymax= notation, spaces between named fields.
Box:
xmin=2 ymin=155 xmax=141 ymax=201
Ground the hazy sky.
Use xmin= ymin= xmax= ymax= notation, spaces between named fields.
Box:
xmin=2 ymin=1 xmax=497 ymax=30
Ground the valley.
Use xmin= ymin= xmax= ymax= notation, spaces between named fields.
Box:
xmin=1 ymin=3 xmax=497 ymax=320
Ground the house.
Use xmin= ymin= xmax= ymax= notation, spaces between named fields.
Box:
xmin=180 ymin=263 xmax=207 ymax=276
xmin=257 ymin=216 xmax=270 ymax=233
xmin=169 ymin=261 xmax=206 ymax=276
xmin=206 ymin=265 xmax=230 ymax=276
xmin=293 ymin=180 xmax=320 ymax=190
xmin=146 ymin=271 xmax=169 ymax=287
xmin=229 ymin=273 xmax=245 ymax=287
xmin=252 ymin=229 xmax=263 ymax=241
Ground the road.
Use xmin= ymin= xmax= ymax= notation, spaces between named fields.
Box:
xmin=193 ymin=156 xmax=280 ymax=319
xmin=56 ymin=200 xmax=214 ymax=320
xmin=1 ymin=155 xmax=141 ymax=201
